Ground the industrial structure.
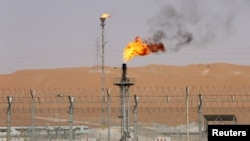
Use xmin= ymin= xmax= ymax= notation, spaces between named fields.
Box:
xmin=99 ymin=13 xmax=110 ymax=126
xmin=114 ymin=63 xmax=135 ymax=141
xmin=1 ymin=86 xmax=250 ymax=140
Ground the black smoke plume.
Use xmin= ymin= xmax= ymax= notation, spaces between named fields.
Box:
xmin=147 ymin=0 xmax=239 ymax=52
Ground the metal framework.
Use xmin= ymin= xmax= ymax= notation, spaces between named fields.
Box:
xmin=114 ymin=64 xmax=135 ymax=141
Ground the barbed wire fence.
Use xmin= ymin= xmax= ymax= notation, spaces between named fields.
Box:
xmin=0 ymin=85 xmax=250 ymax=140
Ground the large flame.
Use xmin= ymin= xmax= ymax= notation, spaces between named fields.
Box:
xmin=100 ymin=13 xmax=111 ymax=19
xmin=123 ymin=36 xmax=166 ymax=62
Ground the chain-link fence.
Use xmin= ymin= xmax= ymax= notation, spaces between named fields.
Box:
xmin=0 ymin=86 xmax=250 ymax=140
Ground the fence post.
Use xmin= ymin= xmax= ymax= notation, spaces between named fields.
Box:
xmin=186 ymin=86 xmax=189 ymax=141
xmin=68 ymin=96 xmax=75 ymax=141
xmin=30 ymin=89 xmax=36 ymax=141
xmin=134 ymin=94 xmax=139 ymax=141
xmin=7 ymin=96 xmax=13 ymax=141
xmin=198 ymin=94 xmax=203 ymax=141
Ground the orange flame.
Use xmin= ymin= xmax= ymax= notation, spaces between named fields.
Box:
xmin=100 ymin=13 xmax=111 ymax=19
xmin=123 ymin=36 xmax=166 ymax=62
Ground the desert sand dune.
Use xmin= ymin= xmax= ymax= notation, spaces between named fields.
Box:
xmin=0 ymin=63 xmax=250 ymax=127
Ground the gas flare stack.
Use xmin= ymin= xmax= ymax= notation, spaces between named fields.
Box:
xmin=113 ymin=63 xmax=135 ymax=141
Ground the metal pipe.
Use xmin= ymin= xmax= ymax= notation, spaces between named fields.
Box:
xmin=122 ymin=63 xmax=128 ymax=141
xmin=113 ymin=63 xmax=134 ymax=141
xmin=127 ymin=87 xmax=131 ymax=137
xmin=122 ymin=83 xmax=127 ymax=141
xmin=7 ymin=96 xmax=12 ymax=141
xmin=122 ymin=63 xmax=127 ymax=77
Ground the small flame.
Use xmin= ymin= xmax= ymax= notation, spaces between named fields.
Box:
xmin=100 ymin=13 xmax=111 ymax=19
xmin=123 ymin=36 xmax=166 ymax=62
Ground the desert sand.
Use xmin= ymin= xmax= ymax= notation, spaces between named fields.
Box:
xmin=0 ymin=63 xmax=250 ymax=127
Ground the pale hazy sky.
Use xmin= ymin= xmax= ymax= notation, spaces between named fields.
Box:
xmin=1 ymin=0 xmax=250 ymax=74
